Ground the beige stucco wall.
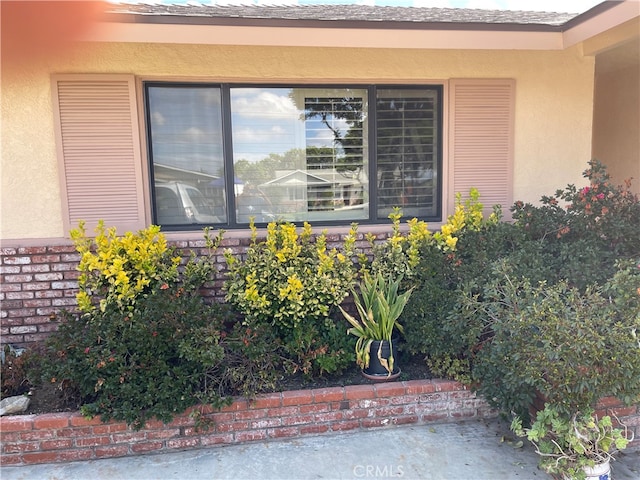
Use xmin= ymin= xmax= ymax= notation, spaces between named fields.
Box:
xmin=592 ymin=63 xmax=640 ymax=194
xmin=1 ymin=42 xmax=594 ymax=240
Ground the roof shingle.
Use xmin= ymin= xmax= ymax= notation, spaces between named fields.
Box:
xmin=108 ymin=2 xmax=581 ymax=28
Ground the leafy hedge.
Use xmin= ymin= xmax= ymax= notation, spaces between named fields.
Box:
xmin=13 ymin=159 xmax=639 ymax=430
xmin=402 ymin=160 xmax=640 ymax=418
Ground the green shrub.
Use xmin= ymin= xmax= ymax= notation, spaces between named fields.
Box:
xmin=223 ymin=220 xmax=358 ymax=376
xmin=453 ymin=221 xmax=556 ymax=292
xmin=451 ymin=161 xmax=640 ymax=417
xmin=71 ymin=221 xmax=183 ymax=314
xmin=406 ymin=161 xmax=640 ymax=391
xmin=469 ymin=259 xmax=640 ymax=419
xmin=1 ymin=345 xmax=40 ymax=398
xmin=401 ymin=193 xmax=503 ymax=382
xmin=44 ymin=287 xmax=231 ymax=429
xmin=41 ymin=223 xmax=235 ymax=429
xmin=401 ymin=242 xmax=462 ymax=377
xmin=511 ymin=159 xmax=640 ymax=289
xmin=434 ymin=224 xmax=559 ymax=385
xmin=363 ymin=208 xmax=431 ymax=283
xmin=364 ymin=190 xmax=492 ymax=284
xmin=432 ymin=188 xmax=493 ymax=251
xmin=176 ymin=307 xmax=284 ymax=401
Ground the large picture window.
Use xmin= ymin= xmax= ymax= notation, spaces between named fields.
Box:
xmin=145 ymin=83 xmax=442 ymax=228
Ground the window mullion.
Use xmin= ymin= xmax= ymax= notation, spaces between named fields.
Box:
xmin=221 ymin=85 xmax=238 ymax=227
xmin=368 ymin=86 xmax=378 ymax=222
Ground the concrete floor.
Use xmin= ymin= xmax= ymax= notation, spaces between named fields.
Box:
xmin=1 ymin=418 xmax=639 ymax=480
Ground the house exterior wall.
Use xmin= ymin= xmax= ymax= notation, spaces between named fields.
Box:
xmin=1 ymin=42 xmax=595 ymax=242
xmin=592 ymin=63 xmax=640 ymax=194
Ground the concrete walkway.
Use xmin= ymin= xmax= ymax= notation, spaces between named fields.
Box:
xmin=2 ymin=418 xmax=639 ymax=480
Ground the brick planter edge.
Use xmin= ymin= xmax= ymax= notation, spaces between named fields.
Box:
xmin=1 ymin=379 xmax=496 ymax=466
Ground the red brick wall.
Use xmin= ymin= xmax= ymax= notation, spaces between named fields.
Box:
xmin=595 ymin=396 xmax=640 ymax=449
xmin=1 ymin=245 xmax=81 ymax=344
xmin=0 ymin=238 xmax=251 ymax=346
xmin=0 ymin=235 xmax=373 ymax=346
xmin=1 ymin=379 xmax=496 ymax=466
xmin=2 ymin=380 xmax=636 ymax=468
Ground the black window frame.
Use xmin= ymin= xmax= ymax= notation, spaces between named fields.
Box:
xmin=144 ymin=82 xmax=443 ymax=230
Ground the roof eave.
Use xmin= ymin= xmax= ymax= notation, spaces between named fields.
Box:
xmin=82 ymin=1 xmax=635 ymax=52
xmin=103 ymin=12 xmax=566 ymax=33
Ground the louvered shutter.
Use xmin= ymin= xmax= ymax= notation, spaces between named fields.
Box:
xmin=52 ymin=75 xmax=146 ymax=235
xmin=448 ymin=79 xmax=515 ymax=219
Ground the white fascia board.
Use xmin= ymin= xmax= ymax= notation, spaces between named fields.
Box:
xmin=563 ymin=0 xmax=640 ymax=49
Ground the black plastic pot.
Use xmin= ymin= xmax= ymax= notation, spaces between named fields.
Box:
xmin=363 ymin=338 xmax=401 ymax=381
